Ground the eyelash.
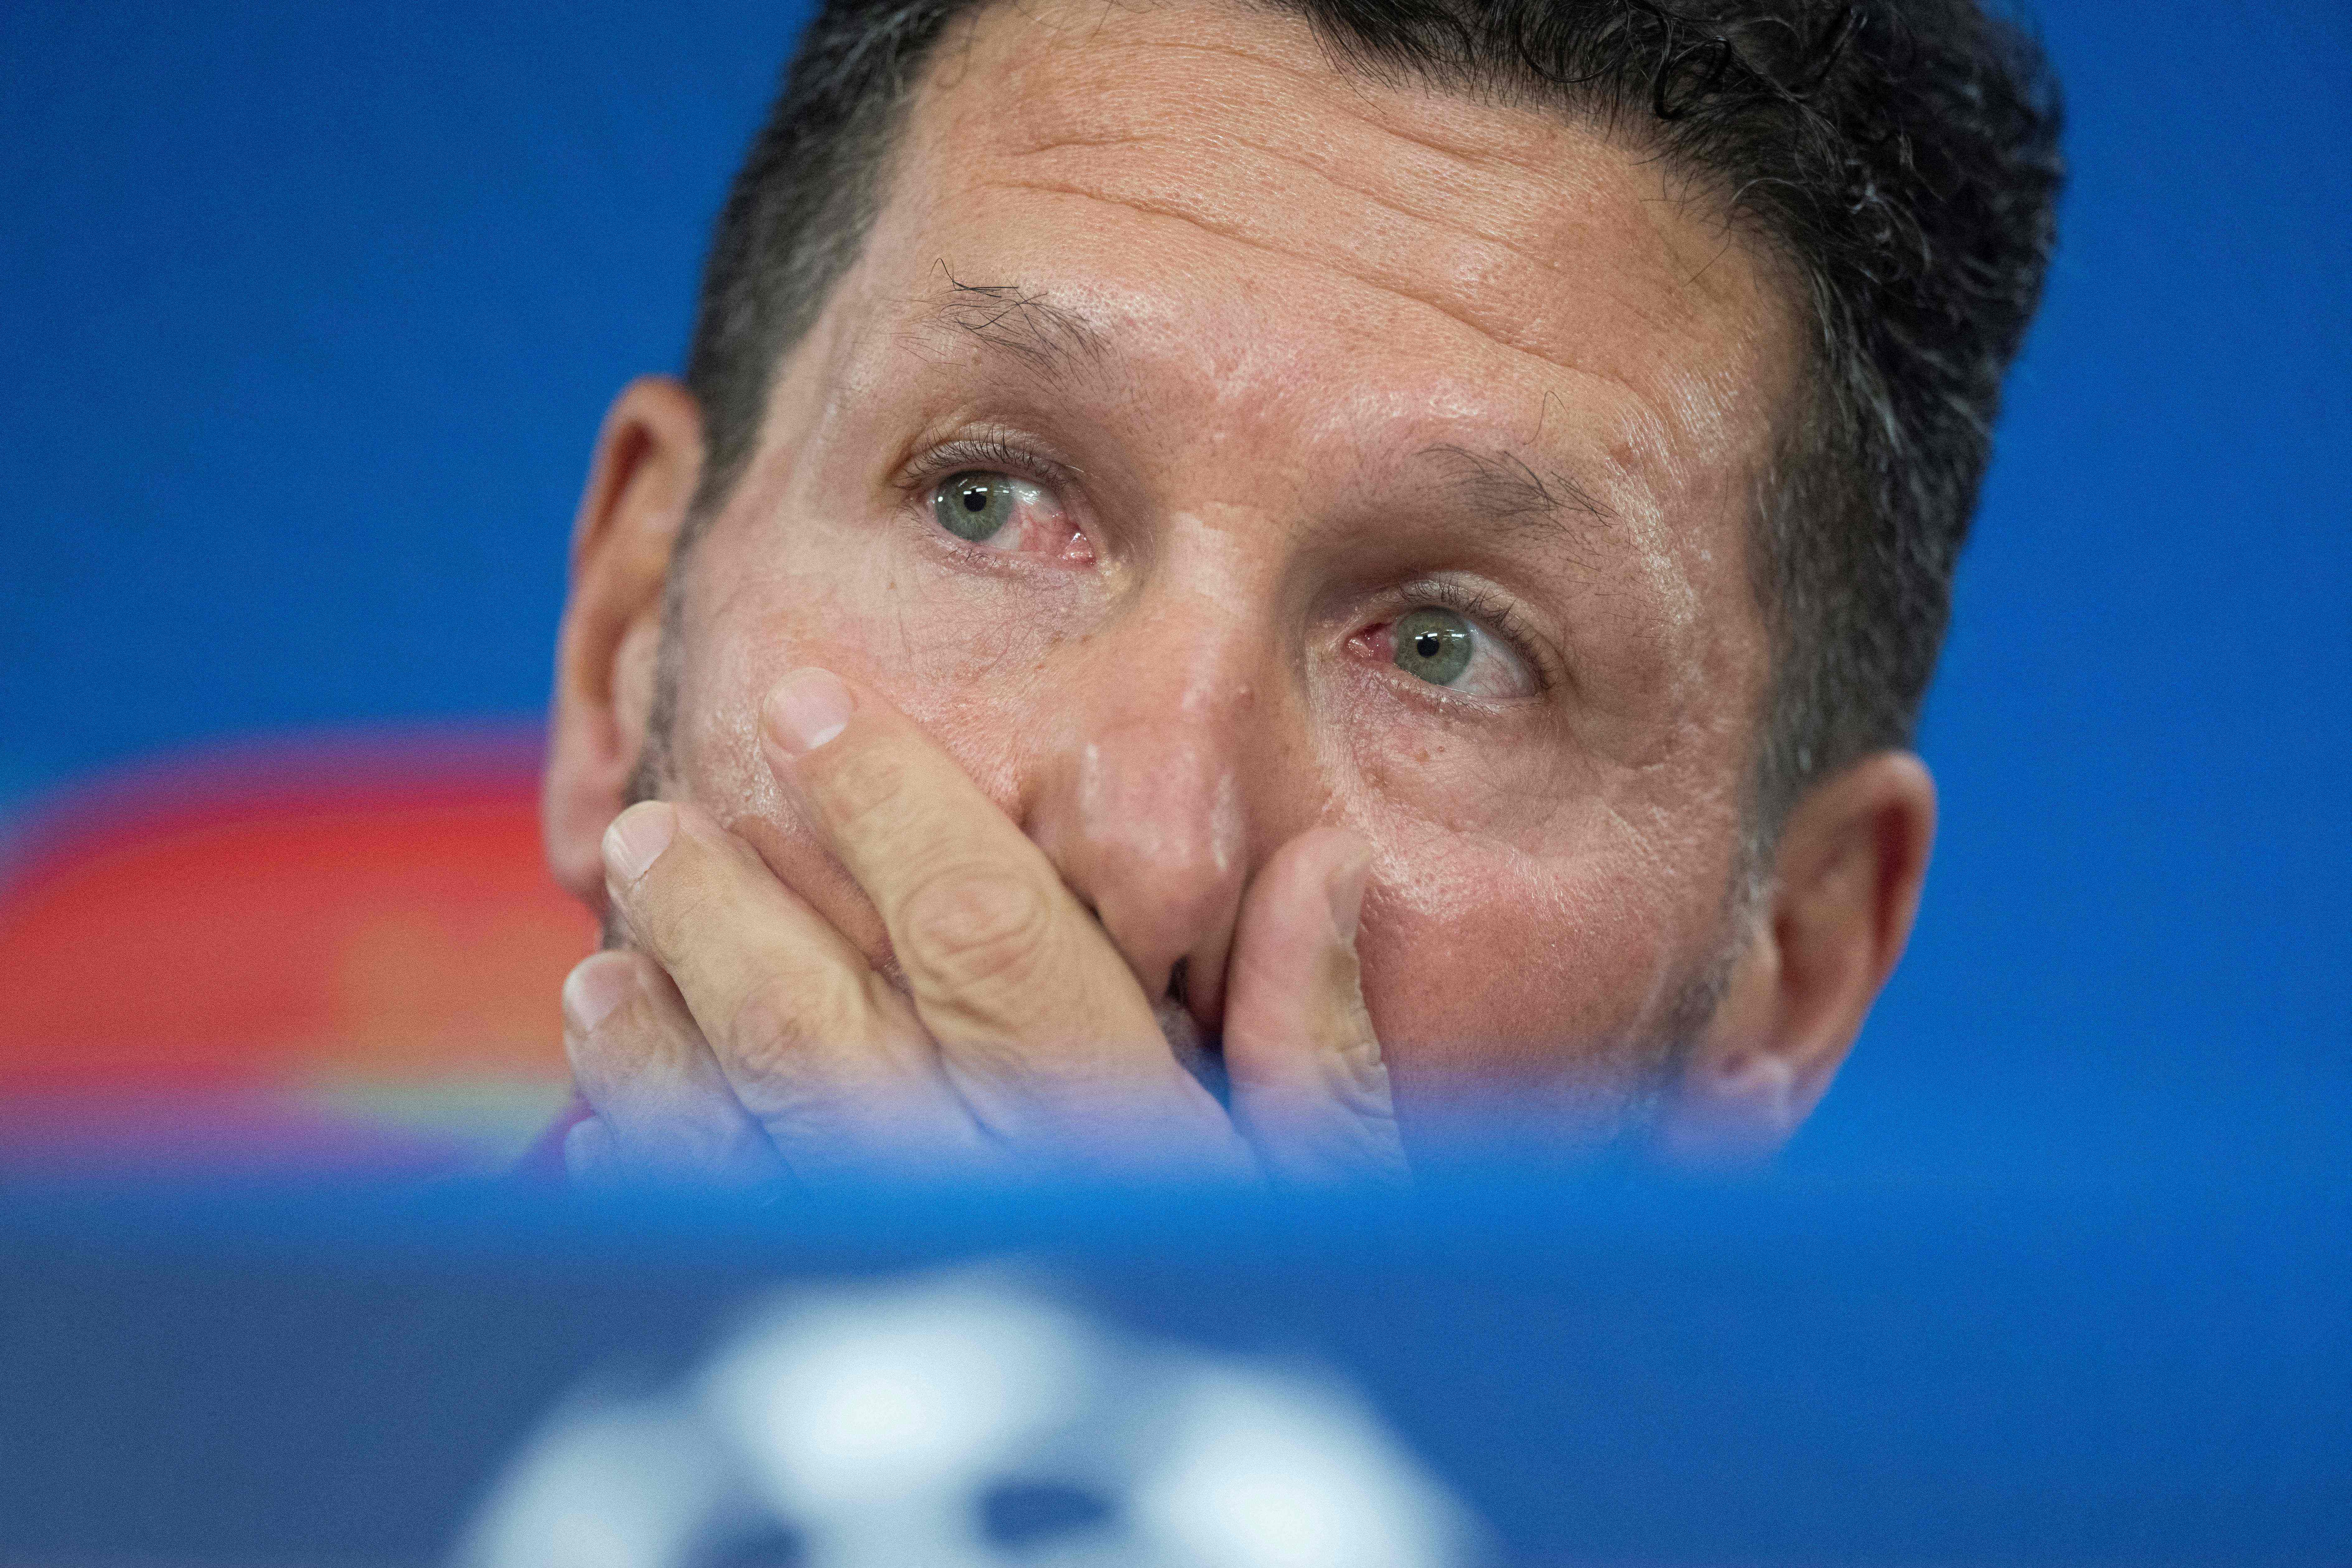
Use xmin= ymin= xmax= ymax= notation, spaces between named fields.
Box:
xmin=897 ymin=433 xmax=1079 ymax=500
xmin=897 ymin=435 xmax=1554 ymax=696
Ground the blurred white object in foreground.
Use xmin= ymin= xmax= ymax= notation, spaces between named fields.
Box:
xmin=456 ymin=1268 xmax=1482 ymax=1568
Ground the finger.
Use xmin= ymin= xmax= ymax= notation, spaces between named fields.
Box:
xmin=600 ymin=803 xmax=996 ymax=1177
xmin=1222 ymin=828 xmax=1411 ymax=1187
xmin=562 ymin=949 xmax=787 ymax=1186
xmin=758 ymin=667 xmax=1245 ymax=1163
xmin=562 ymin=1113 xmax=625 ymax=1186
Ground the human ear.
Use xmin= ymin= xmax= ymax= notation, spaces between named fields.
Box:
xmin=542 ymin=377 xmax=704 ymax=911
xmin=1656 ymin=750 xmax=1937 ymax=1162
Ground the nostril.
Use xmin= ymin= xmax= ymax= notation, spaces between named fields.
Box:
xmin=1167 ymin=956 xmax=1189 ymax=1008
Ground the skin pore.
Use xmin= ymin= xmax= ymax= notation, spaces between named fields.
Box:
xmin=542 ymin=0 xmax=1937 ymax=1176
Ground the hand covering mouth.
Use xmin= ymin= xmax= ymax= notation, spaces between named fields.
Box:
xmin=874 ymin=951 xmax=1230 ymax=1102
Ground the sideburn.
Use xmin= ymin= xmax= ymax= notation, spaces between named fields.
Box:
xmin=603 ymin=555 xmax=694 ymax=952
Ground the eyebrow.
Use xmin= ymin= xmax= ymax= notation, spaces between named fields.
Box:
xmin=914 ymin=269 xmax=1615 ymax=538
xmin=1415 ymin=443 xmax=1614 ymax=535
xmin=916 ymin=267 xmax=1110 ymax=376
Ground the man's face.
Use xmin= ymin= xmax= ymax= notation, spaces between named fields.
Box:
xmin=648 ymin=0 xmax=1794 ymax=1143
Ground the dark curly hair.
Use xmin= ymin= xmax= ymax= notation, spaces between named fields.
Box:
xmin=678 ymin=0 xmax=2063 ymax=845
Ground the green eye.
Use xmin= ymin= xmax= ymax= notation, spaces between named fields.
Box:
xmin=934 ymin=471 xmax=1016 ymax=541
xmin=1392 ymin=606 xmax=1475 ymax=686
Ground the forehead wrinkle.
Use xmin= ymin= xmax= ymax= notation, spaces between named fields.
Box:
xmin=1014 ymin=127 xmax=1617 ymax=310
xmin=985 ymin=140 xmax=1707 ymax=388
xmin=1018 ymin=32 xmax=1612 ymax=193
xmin=965 ymin=174 xmax=1681 ymax=448
xmin=997 ymin=34 xmax=1748 ymax=334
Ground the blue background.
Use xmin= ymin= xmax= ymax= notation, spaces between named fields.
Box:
xmin=2 ymin=2 xmax=2345 ymax=1163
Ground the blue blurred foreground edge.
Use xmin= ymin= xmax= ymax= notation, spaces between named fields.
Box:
xmin=1 ymin=1140 xmax=2345 ymax=1566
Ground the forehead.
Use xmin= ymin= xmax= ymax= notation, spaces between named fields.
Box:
xmin=845 ymin=0 xmax=1797 ymax=507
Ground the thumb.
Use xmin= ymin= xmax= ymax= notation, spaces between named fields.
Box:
xmin=1222 ymin=828 xmax=1410 ymax=1187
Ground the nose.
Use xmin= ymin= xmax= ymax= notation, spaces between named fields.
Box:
xmin=1022 ymin=602 xmax=1270 ymax=1031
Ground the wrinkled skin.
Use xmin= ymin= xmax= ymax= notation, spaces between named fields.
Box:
xmin=542 ymin=0 xmax=1937 ymax=1175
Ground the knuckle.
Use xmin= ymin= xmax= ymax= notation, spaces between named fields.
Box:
xmin=607 ymin=847 xmax=706 ymax=951
xmin=1325 ymin=1031 xmax=1397 ymax=1121
xmin=724 ymin=970 xmax=870 ymax=1078
xmin=641 ymin=882 xmax=719 ymax=951
xmin=813 ymin=744 xmax=916 ymax=838
xmin=724 ymin=980 xmax=815 ymax=1079
xmin=565 ymin=999 xmax=657 ymax=1084
xmin=899 ymin=865 xmax=1059 ymax=1006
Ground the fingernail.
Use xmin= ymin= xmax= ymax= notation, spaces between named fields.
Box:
xmin=603 ymin=800 xmax=676 ymax=883
xmin=764 ymin=667 xmax=854 ymax=756
xmin=1326 ymin=844 xmax=1372 ymax=946
xmin=562 ymin=954 xmax=635 ymax=1035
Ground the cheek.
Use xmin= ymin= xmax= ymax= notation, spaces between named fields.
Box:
xmin=680 ymin=522 xmax=1046 ymax=772
xmin=1350 ymin=810 xmax=1725 ymax=1103
xmin=1334 ymin=706 xmax=1591 ymax=841
xmin=664 ymin=538 xmax=1047 ymax=966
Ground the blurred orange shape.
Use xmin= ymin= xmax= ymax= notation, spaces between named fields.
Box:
xmin=0 ymin=730 xmax=592 ymax=1171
